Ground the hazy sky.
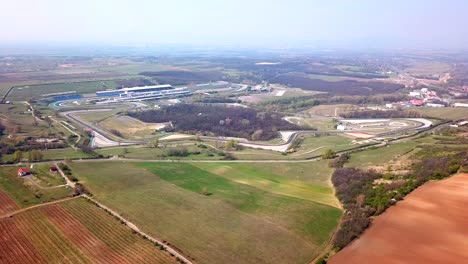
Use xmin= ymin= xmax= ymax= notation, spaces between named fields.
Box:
xmin=1 ymin=0 xmax=468 ymax=49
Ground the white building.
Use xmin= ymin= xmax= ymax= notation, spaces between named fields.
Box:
xmin=426 ymin=103 xmax=445 ymax=108
xmin=453 ymin=103 xmax=468 ymax=108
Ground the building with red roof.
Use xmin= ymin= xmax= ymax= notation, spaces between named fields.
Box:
xmin=18 ymin=168 xmax=30 ymax=176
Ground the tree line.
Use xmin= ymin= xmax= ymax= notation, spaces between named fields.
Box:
xmin=129 ymin=104 xmax=300 ymax=141
xmin=331 ymin=147 xmax=467 ymax=249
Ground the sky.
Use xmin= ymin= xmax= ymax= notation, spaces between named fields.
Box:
xmin=1 ymin=0 xmax=468 ymax=50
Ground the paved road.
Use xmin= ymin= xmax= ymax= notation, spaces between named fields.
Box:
xmin=58 ymin=104 xmax=434 ymax=152
xmin=50 ymin=116 xmax=81 ymax=150
xmin=61 ymin=109 xmax=140 ymax=147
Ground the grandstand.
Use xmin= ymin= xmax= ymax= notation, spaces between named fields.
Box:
xmin=41 ymin=91 xmax=82 ymax=102
xmin=96 ymin=84 xmax=173 ymax=97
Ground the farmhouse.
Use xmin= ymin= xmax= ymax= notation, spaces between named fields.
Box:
xmin=18 ymin=168 xmax=31 ymax=176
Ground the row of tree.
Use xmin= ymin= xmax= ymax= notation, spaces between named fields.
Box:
xmin=11 ymin=149 xmax=44 ymax=162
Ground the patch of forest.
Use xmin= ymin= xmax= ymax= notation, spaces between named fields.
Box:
xmin=129 ymin=104 xmax=300 ymax=140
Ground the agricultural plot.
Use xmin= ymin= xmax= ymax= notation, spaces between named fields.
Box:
xmin=330 ymin=173 xmax=468 ymax=264
xmin=0 ymin=198 xmax=177 ymax=263
xmin=69 ymin=161 xmax=342 ymax=264
xmin=0 ymin=190 xmax=19 ymax=215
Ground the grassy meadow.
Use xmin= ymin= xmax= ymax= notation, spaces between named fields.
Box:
xmin=69 ymin=161 xmax=342 ymax=264
xmin=0 ymin=166 xmax=72 ymax=207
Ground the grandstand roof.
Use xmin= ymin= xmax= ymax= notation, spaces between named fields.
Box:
xmin=122 ymin=84 xmax=172 ymax=92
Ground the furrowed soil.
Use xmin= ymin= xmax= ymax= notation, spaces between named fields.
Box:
xmin=330 ymin=173 xmax=468 ymax=264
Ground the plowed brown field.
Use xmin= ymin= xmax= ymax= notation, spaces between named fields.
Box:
xmin=0 ymin=190 xmax=19 ymax=215
xmin=330 ymin=173 xmax=468 ymax=264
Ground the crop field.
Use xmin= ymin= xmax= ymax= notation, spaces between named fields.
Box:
xmin=0 ymin=198 xmax=177 ymax=263
xmin=0 ymin=190 xmax=19 ymax=215
xmin=330 ymin=173 xmax=468 ymax=264
xmin=69 ymin=161 xmax=342 ymax=264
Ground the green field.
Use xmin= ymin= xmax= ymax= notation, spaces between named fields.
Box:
xmin=0 ymin=166 xmax=72 ymax=207
xmin=292 ymin=134 xmax=354 ymax=158
xmin=69 ymin=161 xmax=341 ymax=264
xmin=415 ymin=107 xmax=468 ymax=120
xmin=30 ymin=163 xmax=66 ymax=187
xmin=346 ymin=141 xmax=418 ymax=168
xmin=8 ymin=80 xmax=120 ymax=100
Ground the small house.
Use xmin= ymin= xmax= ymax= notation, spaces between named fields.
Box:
xmin=18 ymin=168 xmax=30 ymax=176
xmin=49 ymin=166 xmax=58 ymax=172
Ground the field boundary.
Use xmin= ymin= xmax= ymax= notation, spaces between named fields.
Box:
xmin=0 ymin=196 xmax=80 ymax=219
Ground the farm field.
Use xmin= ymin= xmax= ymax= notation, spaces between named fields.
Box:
xmin=0 ymin=198 xmax=177 ymax=263
xmin=329 ymin=173 xmax=468 ymax=264
xmin=69 ymin=161 xmax=342 ymax=264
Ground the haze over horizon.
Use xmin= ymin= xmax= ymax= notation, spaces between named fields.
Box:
xmin=1 ymin=0 xmax=468 ymax=51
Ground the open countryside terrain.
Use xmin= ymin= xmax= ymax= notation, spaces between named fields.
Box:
xmin=0 ymin=49 xmax=467 ymax=264
xmin=0 ymin=198 xmax=177 ymax=263
xmin=0 ymin=166 xmax=72 ymax=208
xmin=69 ymin=161 xmax=342 ymax=264
xmin=330 ymin=173 xmax=468 ymax=264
